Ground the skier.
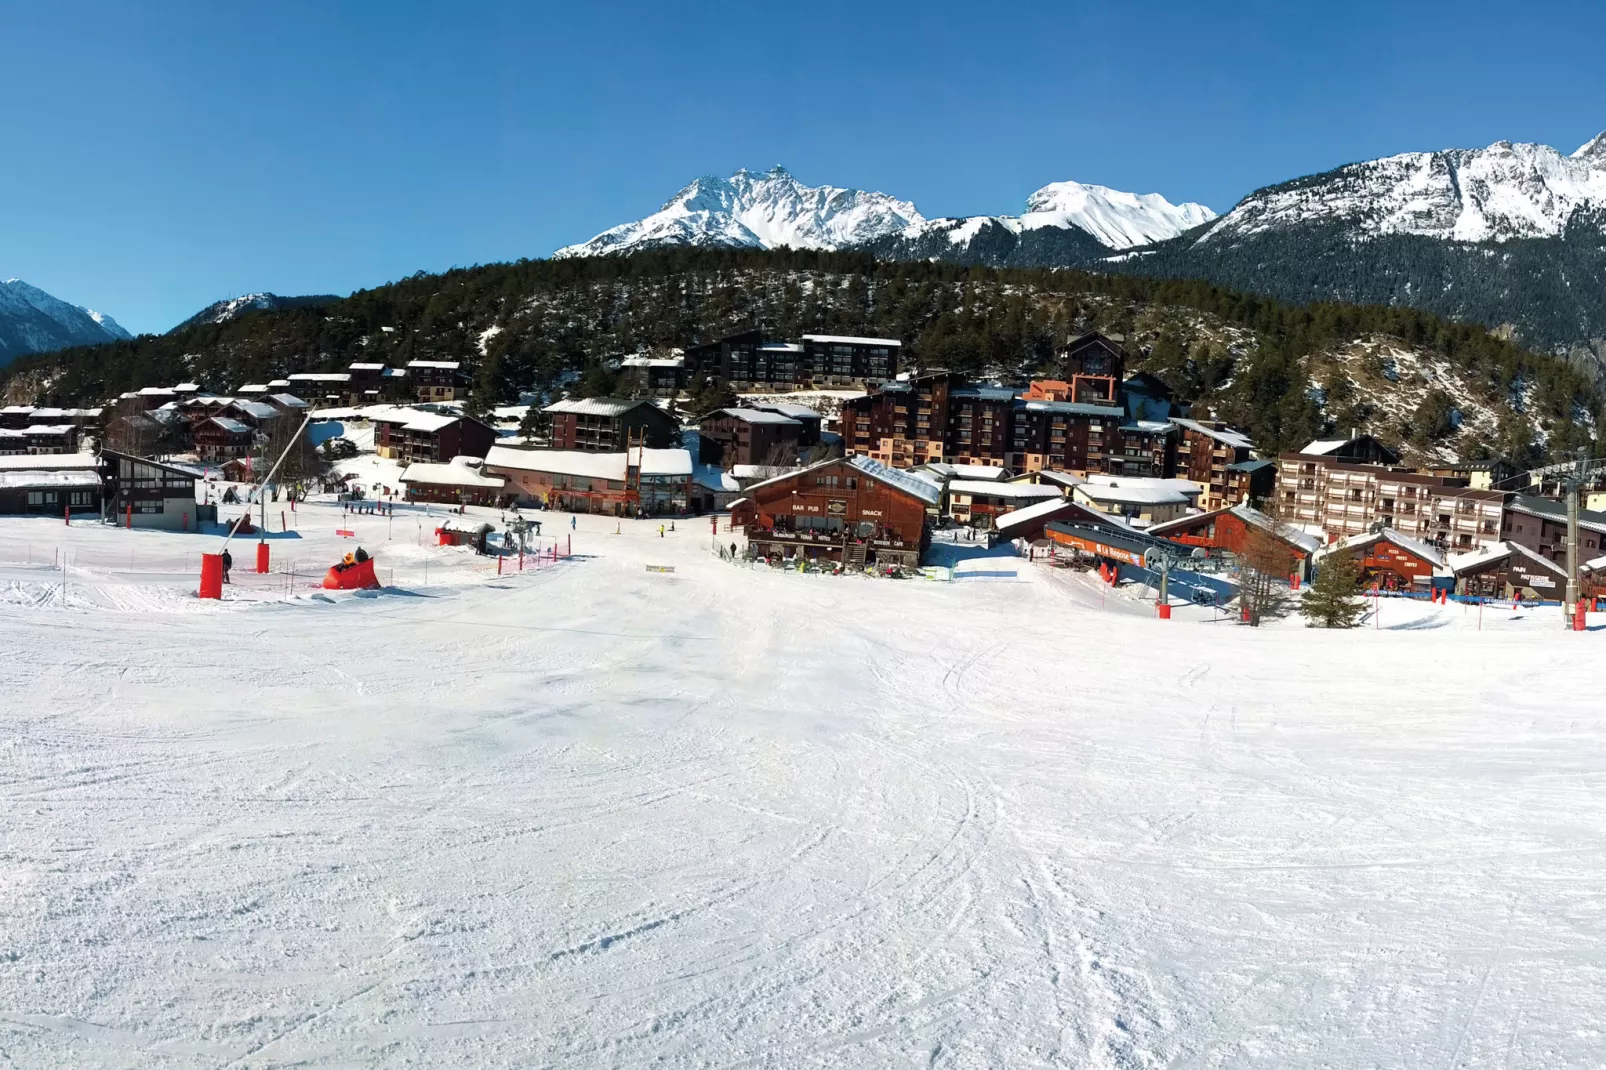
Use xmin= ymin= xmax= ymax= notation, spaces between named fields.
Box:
xmin=570 ymin=516 xmax=577 ymax=531
xmin=659 ymin=524 xmax=665 ymax=538
xmin=220 ymin=548 xmax=233 ymax=585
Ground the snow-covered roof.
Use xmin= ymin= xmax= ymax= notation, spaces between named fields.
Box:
xmin=1019 ymin=399 xmax=1125 ymax=418
xmin=705 ymin=407 xmax=799 ymax=425
xmin=348 ymin=362 xmax=386 ymax=371
xmin=1029 ymin=470 xmax=1088 ymax=489
xmin=994 ymin=495 xmax=1083 ymax=533
xmin=621 ymin=354 xmax=686 ymax=367
xmin=847 ymin=455 xmax=941 ymax=505
xmin=802 ymin=334 xmax=901 ymax=347
xmin=1085 ymin=474 xmax=1202 ymax=497
xmin=1315 ymin=528 xmax=1447 ymax=568
xmin=237 ymin=384 xmax=269 ymax=393
xmin=288 ymin=372 xmax=351 ymax=383
xmin=1228 ymin=503 xmax=1323 ymax=554
xmin=230 ymin=400 xmax=280 ymax=421
xmin=1446 ymin=540 xmax=1566 ymax=577
xmin=1300 ymin=438 xmax=1352 ymax=456
xmin=751 ymin=402 xmax=820 ymax=419
xmin=438 ymin=517 xmax=493 ymax=535
xmin=1173 ymin=418 xmax=1254 ymax=450
xmin=268 ymin=393 xmax=310 ymax=408
xmin=544 ymin=397 xmax=648 ymax=417
xmin=204 ymin=417 xmax=253 ymax=434
xmin=400 ymin=459 xmax=507 ymax=488
xmin=22 ymin=424 xmax=75 ymax=435
xmin=407 ymin=360 xmax=461 ymax=370
xmin=483 ymin=445 xmax=692 ymax=480
xmin=757 ymin=343 xmax=804 ymax=353
xmin=370 ymin=407 xmax=460 ymax=433
xmin=948 ymin=479 xmax=1063 ymax=500
xmin=1506 ymin=493 xmax=1606 ymax=535
xmin=1075 ymin=482 xmax=1190 ymax=506
xmin=731 ymin=464 xmax=799 ymax=480
xmin=0 ymin=469 xmax=102 ymax=490
xmin=1 ymin=405 xmax=33 ymax=414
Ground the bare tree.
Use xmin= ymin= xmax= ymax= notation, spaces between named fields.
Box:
xmin=1236 ymin=504 xmax=1300 ymax=626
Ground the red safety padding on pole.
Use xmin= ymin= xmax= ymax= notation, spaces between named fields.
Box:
xmin=1290 ymin=572 xmax=1300 ymax=591
xmin=199 ymin=553 xmax=223 ymax=599
xmin=1157 ymin=603 xmax=1171 ymax=620
xmin=256 ymin=541 xmax=270 ymax=574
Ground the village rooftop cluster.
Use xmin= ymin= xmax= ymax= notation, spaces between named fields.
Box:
xmin=2 ymin=330 xmax=1604 ymax=610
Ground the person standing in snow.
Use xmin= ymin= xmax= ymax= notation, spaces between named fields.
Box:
xmin=220 ymin=548 xmax=233 ymax=585
xmin=570 ymin=516 xmax=576 ymax=531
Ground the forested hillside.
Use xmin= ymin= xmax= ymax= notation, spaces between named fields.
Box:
xmin=2 ymin=249 xmax=1599 ymax=463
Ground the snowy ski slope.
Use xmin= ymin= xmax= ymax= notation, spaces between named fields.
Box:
xmin=1 ymin=500 xmax=1604 ymax=1067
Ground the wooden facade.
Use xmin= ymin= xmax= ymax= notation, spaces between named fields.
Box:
xmin=697 ymin=408 xmax=804 ymax=467
xmin=733 ymin=456 xmax=937 ymax=568
xmin=545 ymin=398 xmax=680 ymax=452
xmin=1450 ymin=542 xmax=1569 ymax=600
xmin=1317 ymin=531 xmax=1445 ymax=591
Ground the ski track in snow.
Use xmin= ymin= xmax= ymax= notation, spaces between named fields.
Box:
xmin=0 ymin=504 xmax=1605 ymax=1066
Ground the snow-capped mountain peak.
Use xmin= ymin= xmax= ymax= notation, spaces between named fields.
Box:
xmin=1202 ymin=136 xmax=1606 ymax=245
xmin=1573 ymin=130 xmax=1606 ymax=165
xmin=1018 ymin=180 xmax=1215 ymax=249
xmin=556 ymin=168 xmax=1213 ymax=259
xmin=555 ymin=167 xmax=926 ymax=258
xmin=0 ymin=277 xmax=131 ymax=364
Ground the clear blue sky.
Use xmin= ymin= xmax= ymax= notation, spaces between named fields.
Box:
xmin=6 ymin=0 xmax=1604 ymax=334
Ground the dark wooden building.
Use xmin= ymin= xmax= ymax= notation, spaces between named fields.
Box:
xmin=698 ymin=407 xmax=805 ymax=467
xmin=800 ymin=334 xmax=900 ymax=387
xmin=1500 ymin=493 xmax=1606 ymax=567
xmin=1148 ymin=504 xmax=1321 ymax=576
xmin=545 ymin=397 xmax=679 ymax=452
xmin=1172 ymin=418 xmax=1257 ymax=509
xmin=1448 ymin=540 xmax=1570 ymax=600
xmin=101 ymin=449 xmax=210 ymax=530
xmin=1009 ymin=398 xmax=1126 ymax=474
xmin=373 ymin=410 xmax=496 ymax=466
xmin=1057 ymin=332 xmax=1128 ymax=404
xmin=407 ymin=360 xmax=464 ymax=402
xmin=732 ymin=455 xmax=939 ymax=568
xmin=1314 ymin=529 xmax=1446 ymax=592
xmin=0 ymin=455 xmax=105 ymax=516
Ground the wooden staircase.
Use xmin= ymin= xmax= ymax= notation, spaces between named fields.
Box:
xmin=842 ymin=540 xmax=868 ymax=569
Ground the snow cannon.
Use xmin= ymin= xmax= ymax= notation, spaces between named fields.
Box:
xmin=322 ymin=556 xmax=380 ymax=590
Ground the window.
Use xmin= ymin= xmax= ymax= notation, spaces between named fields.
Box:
xmin=134 ymin=500 xmax=163 ymax=514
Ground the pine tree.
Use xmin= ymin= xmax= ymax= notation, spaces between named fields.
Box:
xmin=1302 ymin=550 xmax=1366 ymax=628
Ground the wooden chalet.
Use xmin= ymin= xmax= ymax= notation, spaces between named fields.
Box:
xmin=1148 ymin=504 xmax=1322 ymax=576
xmin=1056 ymin=332 xmax=1127 ymax=405
xmin=1314 ymin=528 xmax=1446 ymax=592
xmin=697 ymin=407 xmax=805 ymax=467
xmin=731 ymin=455 xmax=939 ymax=568
xmin=1447 ymin=540 xmax=1570 ymax=600
xmin=401 ymin=457 xmax=510 ymax=507
xmin=544 ymin=397 xmax=679 ymax=452
xmin=483 ymin=445 xmax=694 ymax=516
xmin=372 ymin=409 xmax=496 ymax=466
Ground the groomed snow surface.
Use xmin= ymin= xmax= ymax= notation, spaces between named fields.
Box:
xmin=3 ymin=499 xmax=1606 ymax=1067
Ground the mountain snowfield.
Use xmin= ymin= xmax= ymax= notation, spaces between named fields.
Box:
xmin=555 ymin=166 xmax=1216 ymax=258
xmin=1201 ymin=133 xmax=1606 ymax=244
xmin=0 ymin=278 xmax=130 ymax=364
